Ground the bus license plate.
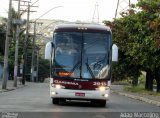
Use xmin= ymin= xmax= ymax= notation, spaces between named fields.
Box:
xmin=75 ymin=92 xmax=85 ymax=97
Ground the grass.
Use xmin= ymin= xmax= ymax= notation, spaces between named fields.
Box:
xmin=112 ymin=80 xmax=129 ymax=85
xmin=124 ymin=84 xmax=145 ymax=92
xmin=120 ymin=71 xmax=160 ymax=96
xmin=113 ymin=71 xmax=160 ymax=96
xmin=124 ymin=84 xmax=160 ymax=96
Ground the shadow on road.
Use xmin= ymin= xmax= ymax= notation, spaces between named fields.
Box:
xmin=54 ymin=100 xmax=108 ymax=108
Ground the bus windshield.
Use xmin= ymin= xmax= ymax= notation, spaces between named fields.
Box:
xmin=52 ymin=31 xmax=111 ymax=79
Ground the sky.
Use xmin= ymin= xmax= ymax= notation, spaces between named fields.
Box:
xmin=0 ymin=0 xmax=138 ymax=22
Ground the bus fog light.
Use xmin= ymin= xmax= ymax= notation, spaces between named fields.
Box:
xmin=103 ymin=94 xmax=109 ymax=98
xmin=51 ymin=92 xmax=57 ymax=95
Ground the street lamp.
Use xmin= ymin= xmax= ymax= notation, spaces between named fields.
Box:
xmin=30 ymin=6 xmax=63 ymax=82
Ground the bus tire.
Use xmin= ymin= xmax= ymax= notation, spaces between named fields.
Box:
xmin=98 ymin=100 xmax=106 ymax=107
xmin=52 ymin=98 xmax=59 ymax=104
xmin=91 ymin=100 xmax=106 ymax=107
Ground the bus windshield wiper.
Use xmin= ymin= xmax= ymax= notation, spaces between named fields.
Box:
xmin=85 ymin=62 xmax=95 ymax=79
xmin=85 ymin=57 xmax=95 ymax=79
xmin=68 ymin=61 xmax=81 ymax=76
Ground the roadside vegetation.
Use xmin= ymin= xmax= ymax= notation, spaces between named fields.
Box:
xmin=104 ymin=0 xmax=160 ymax=93
xmin=124 ymin=85 xmax=160 ymax=97
xmin=0 ymin=8 xmax=49 ymax=82
xmin=113 ymin=72 xmax=160 ymax=96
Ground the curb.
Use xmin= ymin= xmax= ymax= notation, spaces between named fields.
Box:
xmin=0 ymin=88 xmax=15 ymax=93
xmin=0 ymin=85 xmax=27 ymax=93
xmin=112 ymin=90 xmax=160 ymax=107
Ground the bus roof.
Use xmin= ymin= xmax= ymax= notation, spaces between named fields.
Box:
xmin=54 ymin=23 xmax=111 ymax=32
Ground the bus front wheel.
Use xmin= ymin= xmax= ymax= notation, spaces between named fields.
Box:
xmin=98 ymin=100 xmax=106 ymax=107
xmin=52 ymin=98 xmax=59 ymax=104
xmin=91 ymin=100 xmax=106 ymax=107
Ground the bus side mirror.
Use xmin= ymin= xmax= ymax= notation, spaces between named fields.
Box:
xmin=112 ymin=44 xmax=118 ymax=62
xmin=45 ymin=42 xmax=54 ymax=59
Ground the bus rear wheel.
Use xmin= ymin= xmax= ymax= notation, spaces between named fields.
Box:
xmin=52 ymin=98 xmax=59 ymax=104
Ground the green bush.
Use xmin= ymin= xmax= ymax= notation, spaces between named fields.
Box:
xmin=124 ymin=84 xmax=145 ymax=92
xmin=38 ymin=59 xmax=50 ymax=82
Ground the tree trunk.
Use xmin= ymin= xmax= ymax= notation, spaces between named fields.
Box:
xmin=155 ymin=69 xmax=160 ymax=92
xmin=157 ymin=78 xmax=160 ymax=92
xmin=132 ymin=77 xmax=138 ymax=86
xmin=145 ymin=69 xmax=153 ymax=91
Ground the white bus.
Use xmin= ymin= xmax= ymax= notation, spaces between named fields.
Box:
xmin=45 ymin=23 xmax=118 ymax=107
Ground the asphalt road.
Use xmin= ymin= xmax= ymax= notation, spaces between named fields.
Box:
xmin=0 ymin=82 xmax=159 ymax=118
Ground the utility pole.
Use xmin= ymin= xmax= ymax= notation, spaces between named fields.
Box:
xmin=115 ymin=0 xmax=120 ymax=19
xmin=13 ymin=0 xmax=30 ymax=87
xmin=115 ymin=0 xmax=131 ymax=19
xmin=30 ymin=21 xmax=42 ymax=82
xmin=2 ymin=0 xmax=12 ymax=89
xmin=36 ymin=47 xmax=40 ymax=82
xmin=13 ymin=0 xmax=37 ymax=85
xmin=31 ymin=21 xmax=36 ymax=82
xmin=22 ymin=2 xmax=30 ymax=85
xmin=21 ymin=1 xmax=38 ymax=83
xmin=13 ymin=0 xmax=21 ymax=87
xmin=92 ymin=2 xmax=99 ymax=23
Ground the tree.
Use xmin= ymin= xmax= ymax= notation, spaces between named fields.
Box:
xmin=132 ymin=0 xmax=160 ymax=91
xmin=0 ymin=8 xmax=28 ymax=80
xmin=0 ymin=18 xmax=6 ymax=55
xmin=38 ymin=58 xmax=50 ymax=82
xmin=104 ymin=0 xmax=160 ymax=92
xmin=104 ymin=15 xmax=141 ymax=86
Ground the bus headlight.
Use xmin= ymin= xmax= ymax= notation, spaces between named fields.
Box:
xmin=96 ymin=86 xmax=110 ymax=91
xmin=99 ymin=86 xmax=106 ymax=91
xmin=51 ymin=84 xmax=65 ymax=89
xmin=55 ymin=85 xmax=61 ymax=89
xmin=54 ymin=84 xmax=65 ymax=89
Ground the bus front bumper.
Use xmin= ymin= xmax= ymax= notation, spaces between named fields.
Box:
xmin=50 ymin=88 xmax=110 ymax=100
